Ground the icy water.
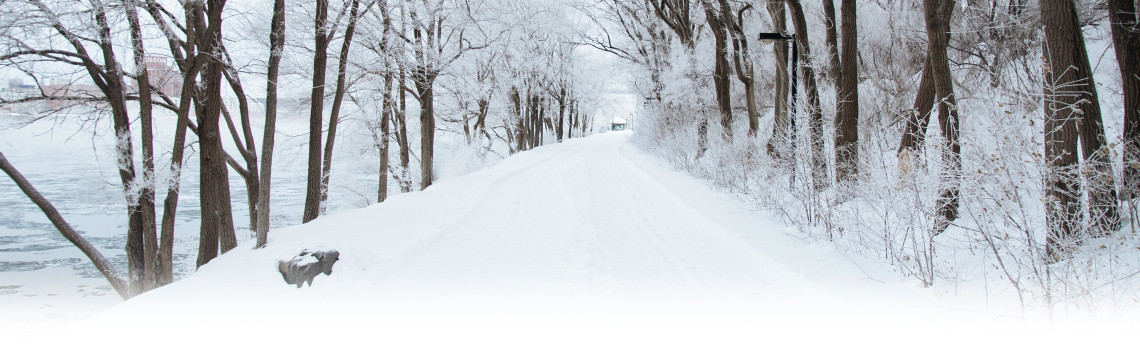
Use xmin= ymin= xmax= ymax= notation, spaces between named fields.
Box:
xmin=0 ymin=109 xmax=386 ymax=322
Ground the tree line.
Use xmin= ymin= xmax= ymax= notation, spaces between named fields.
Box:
xmin=589 ymin=0 xmax=1140 ymax=302
xmin=0 ymin=0 xmax=602 ymax=299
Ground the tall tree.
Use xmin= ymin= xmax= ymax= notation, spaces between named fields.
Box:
xmin=833 ymin=0 xmax=858 ymax=183
xmin=256 ymin=0 xmax=286 ymax=248
xmin=405 ymin=0 xmax=485 ymax=189
xmin=897 ymin=0 xmax=952 ymax=177
xmin=701 ymin=0 xmax=733 ymax=140
xmin=822 ymin=0 xmax=841 ymax=83
xmin=764 ymin=0 xmax=790 ymax=159
xmin=923 ymin=0 xmax=961 ymax=233
xmin=1041 ymin=0 xmax=1120 ymax=257
xmin=725 ymin=2 xmax=758 ymax=137
xmin=195 ymin=0 xmax=236 ymax=267
xmin=784 ymin=0 xmax=827 ymax=189
xmin=141 ymin=0 xmax=201 ymax=284
xmin=303 ymin=0 xmax=331 ymax=223
xmin=1109 ymin=0 xmax=1140 ymax=199
xmin=372 ymin=2 xmax=395 ymax=203
xmin=122 ymin=0 xmax=160 ymax=292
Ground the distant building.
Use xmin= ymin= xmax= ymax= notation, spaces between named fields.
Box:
xmin=132 ymin=56 xmax=182 ymax=97
xmin=611 ymin=117 xmax=627 ymax=131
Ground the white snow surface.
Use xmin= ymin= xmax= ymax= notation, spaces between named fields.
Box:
xmin=17 ymin=132 xmax=1134 ymax=348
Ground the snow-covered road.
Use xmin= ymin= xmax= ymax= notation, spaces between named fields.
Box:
xmin=30 ymin=131 xmax=1112 ymax=349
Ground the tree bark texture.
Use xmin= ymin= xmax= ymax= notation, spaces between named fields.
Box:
xmin=765 ymin=0 xmax=790 ymax=160
xmin=823 ymin=0 xmax=841 ymax=84
xmin=196 ymin=0 xmax=237 ymax=267
xmin=396 ymin=67 xmax=412 ymax=193
xmin=923 ymin=0 xmax=961 ymax=233
xmin=256 ymin=0 xmax=286 ymax=248
xmin=834 ymin=0 xmax=859 ymax=184
xmin=86 ymin=0 xmax=149 ymax=295
xmin=123 ymin=0 xmax=160 ymax=292
xmin=417 ymin=76 xmax=436 ymax=190
xmin=897 ymin=0 xmax=952 ymax=177
xmin=303 ymin=0 xmax=330 ymax=223
xmin=1067 ymin=3 xmax=1121 ymax=235
xmin=725 ymin=0 xmax=758 ymax=137
xmin=1041 ymin=0 xmax=1116 ymax=256
xmin=379 ymin=69 xmax=393 ymax=203
xmin=703 ymin=0 xmax=734 ymax=140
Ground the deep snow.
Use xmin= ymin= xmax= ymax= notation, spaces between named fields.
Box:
xmin=2 ymin=131 xmax=1119 ymax=348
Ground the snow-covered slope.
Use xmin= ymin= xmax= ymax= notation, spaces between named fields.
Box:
xmin=33 ymin=132 xmax=1129 ymax=348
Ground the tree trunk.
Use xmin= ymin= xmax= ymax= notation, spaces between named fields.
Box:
xmin=123 ymin=0 xmax=160 ymax=292
xmin=379 ymin=69 xmax=393 ymax=203
xmin=1 ymin=151 xmax=129 ymax=299
xmin=703 ymin=0 xmax=733 ymax=140
xmin=785 ymin=0 xmax=827 ymax=189
xmin=822 ymin=0 xmax=841 ymax=84
xmin=1109 ymin=0 xmax=1140 ymax=199
xmin=834 ymin=0 xmax=859 ymax=184
xmin=898 ymin=58 xmax=936 ymax=176
xmin=1041 ymin=0 xmax=1100 ymax=256
xmin=557 ymin=87 xmax=566 ymax=142
xmin=724 ymin=0 xmax=757 ymax=137
xmin=924 ymin=0 xmax=961 ymax=233
xmin=395 ymin=66 xmax=412 ymax=193
xmin=218 ymin=52 xmax=259 ymax=234
xmin=1067 ymin=3 xmax=1121 ymax=234
xmin=765 ymin=0 xmax=790 ymax=159
xmin=256 ymin=0 xmax=285 ymax=248
xmin=196 ymin=0 xmax=236 ymax=267
xmin=159 ymin=70 xmax=196 ymax=283
xmin=89 ymin=0 xmax=148 ymax=295
xmin=157 ymin=1 xmax=204 ymax=281
xmin=320 ymin=0 xmax=362 ymax=214
xmin=417 ymin=75 xmax=436 ymax=190
xmin=897 ymin=0 xmax=952 ymax=178
xmin=303 ymin=0 xmax=330 ymax=223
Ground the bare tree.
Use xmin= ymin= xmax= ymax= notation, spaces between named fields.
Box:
xmin=700 ymin=0 xmax=733 ymax=140
xmin=765 ymin=0 xmax=791 ymax=159
xmin=194 ymin=0 xmax=236 ymax=267
xmin=923 ymin=0 xmax=960 ymax=233
xmin=123 ymin=0 xmax=160 ymax=291
xmin=725 ymin=2 xmax=758 ymax=137
xmin=303 ymin=0 xmax=332 ymax=223
xmin=822 ymin=0 xmax=840 ymax=82
xmin=897 ymin=0 xmax=952 ymax=177
xmin=256 ymin=0 xmax=286 ymax=248
xmin=833 ymin=0 xmax=858 ymax=184
xmin=1041 ymin=0 xmax=1120 ymax=258
xmin=402 ymin=0 xmax=487 ymax=189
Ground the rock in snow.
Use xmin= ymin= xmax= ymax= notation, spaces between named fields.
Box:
xmin=278 ymin=250 xmax=340 ymax=288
